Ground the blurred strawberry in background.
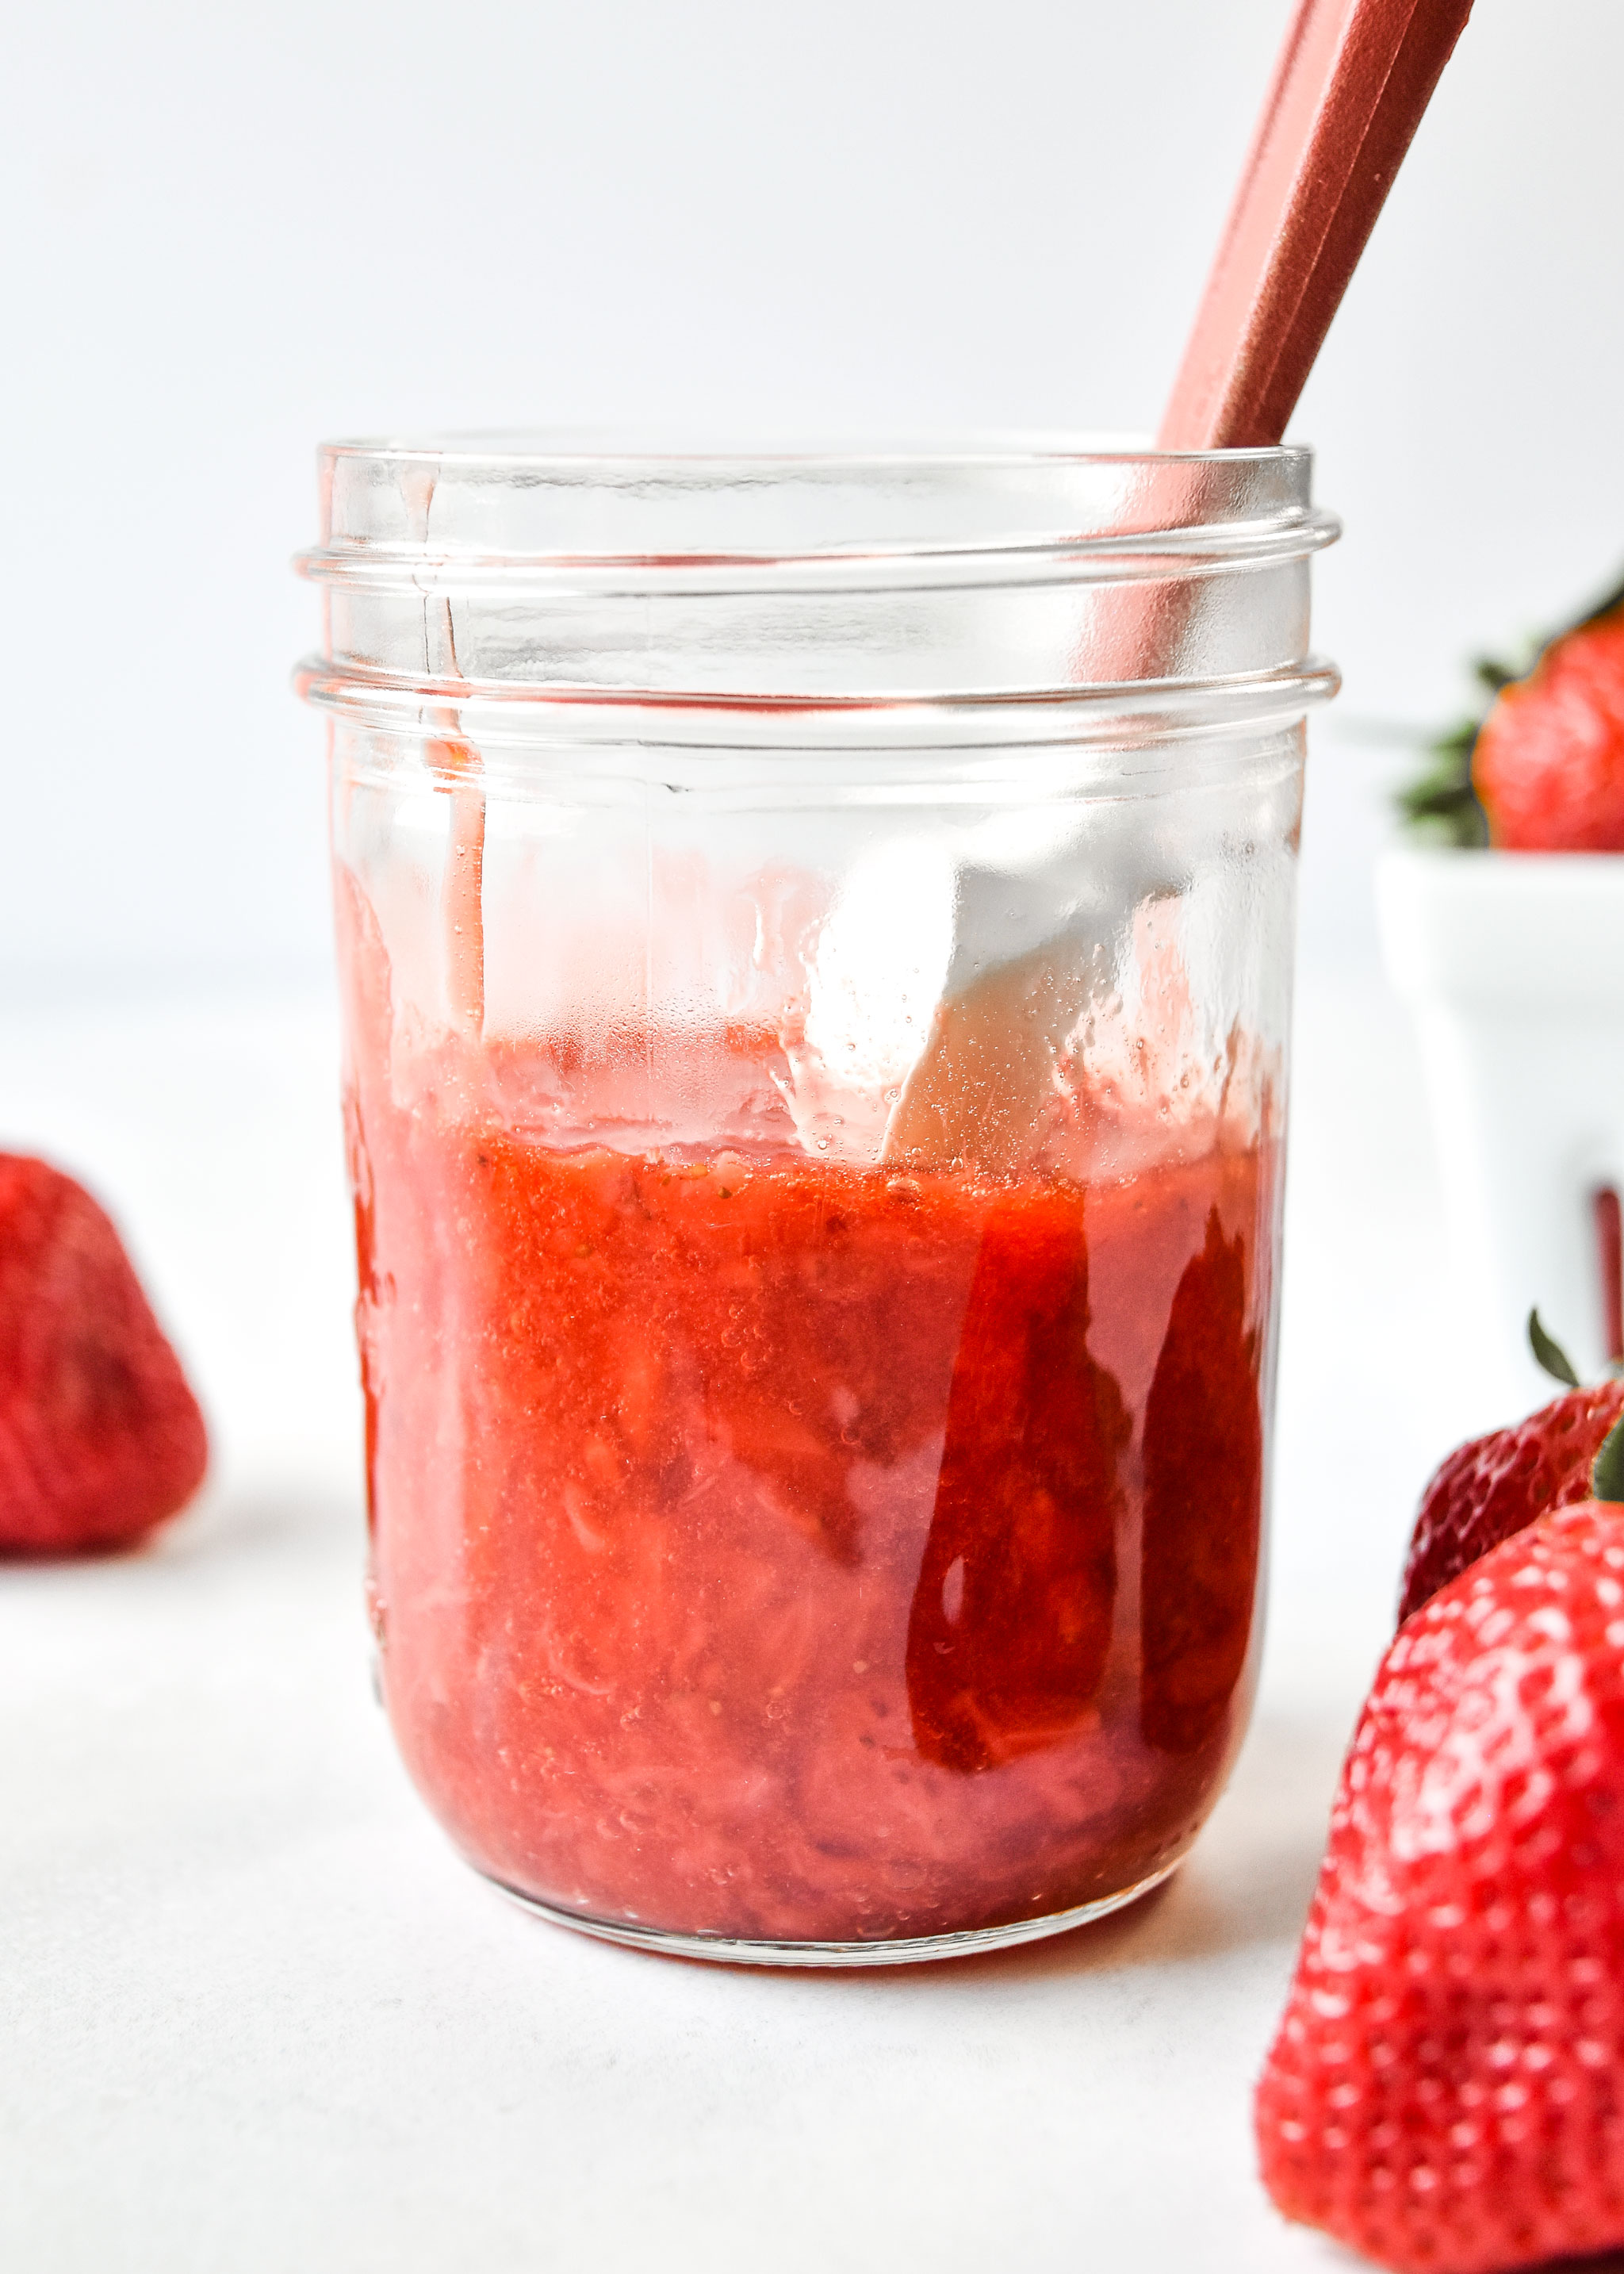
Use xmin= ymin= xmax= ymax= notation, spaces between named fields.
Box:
xmin=1400 ymin=570 xmax=1624 ymax=849
xmin=1474 ymin=586 xmax=1624 ymax=849
xmin=0 ymin=1153 xmax=208 ymax=1555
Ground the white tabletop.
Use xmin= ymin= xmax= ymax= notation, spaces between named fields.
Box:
xmin=0 ymin=970 xmax=1498 ymax=2273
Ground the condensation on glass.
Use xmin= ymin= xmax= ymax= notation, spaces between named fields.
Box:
xmin=297 ymin=438 xmax=1339 ymax=1965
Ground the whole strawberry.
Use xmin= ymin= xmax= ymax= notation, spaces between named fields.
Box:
xmin=1257 ymin=1503 xmax=1624 ymax=2274
xmin=0 ymin=1155 xmax=208 ymax=1554
xmin=1473 ymin=596 xmax=1624 ymax=849
xmin=1398 ymin=1371 xmax=1624 ymax=1624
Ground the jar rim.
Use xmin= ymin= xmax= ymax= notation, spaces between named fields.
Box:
xmin=317 ymin=428 xmax=1312 ymax=470
xmin=300 ymin=434 xmax=1338 ymax=723
xmin=305 ymin=431 xmax=1335 ymax=580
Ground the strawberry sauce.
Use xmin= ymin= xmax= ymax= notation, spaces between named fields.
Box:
xmin=346 ymin=992 xmax=1274 ymax=1946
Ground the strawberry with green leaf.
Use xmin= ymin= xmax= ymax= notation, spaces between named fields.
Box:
xmin=1397 ymin=1311 xmax=1624 ymax=1624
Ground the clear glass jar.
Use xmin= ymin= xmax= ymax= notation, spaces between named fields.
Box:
xmin=297 ymin=437 xmax=1338 ymax=1965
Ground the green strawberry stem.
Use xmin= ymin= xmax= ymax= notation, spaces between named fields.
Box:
xmin=1529 ymin=1308 xmax=1581 ymax=1389
xmin=1593 ymin=1417 xmax=1624 ymax=1504
xmin=1522 ymin=1309 xmax=1624 ymax=1502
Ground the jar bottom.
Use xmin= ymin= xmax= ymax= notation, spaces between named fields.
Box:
xmin=481 ymin=1859 xmax=1181 ymax=1969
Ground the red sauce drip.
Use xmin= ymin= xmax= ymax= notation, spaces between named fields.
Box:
xmin=904 ymin=1195 xmax=1126 ymax=1775
xmin=1139 ymin=1212 xmax=1265 ymax=1755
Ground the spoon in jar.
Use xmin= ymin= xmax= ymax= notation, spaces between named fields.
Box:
xmin=879 ymin=0 xmax=1475 ymax=1171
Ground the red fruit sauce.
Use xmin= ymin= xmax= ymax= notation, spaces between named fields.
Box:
xmin=343 ymin=915 xmax=1275 ymax=1947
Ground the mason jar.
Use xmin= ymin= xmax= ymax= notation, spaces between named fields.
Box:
xmin=297 ymin=437 xmax=1338 ymax=1964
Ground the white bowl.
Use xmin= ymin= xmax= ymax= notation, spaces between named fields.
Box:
xmin=1377 ymin=846 xmax=1624 ymax=1405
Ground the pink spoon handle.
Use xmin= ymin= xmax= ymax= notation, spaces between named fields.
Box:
xmin=1160 ymin=0 xmax=1474 ymax=451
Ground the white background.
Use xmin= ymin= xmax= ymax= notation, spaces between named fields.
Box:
xmin=3 ymin=0 xmax=1623 ymax=988
xmin=6 ymin=9 xmax=1614 ymax=2264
